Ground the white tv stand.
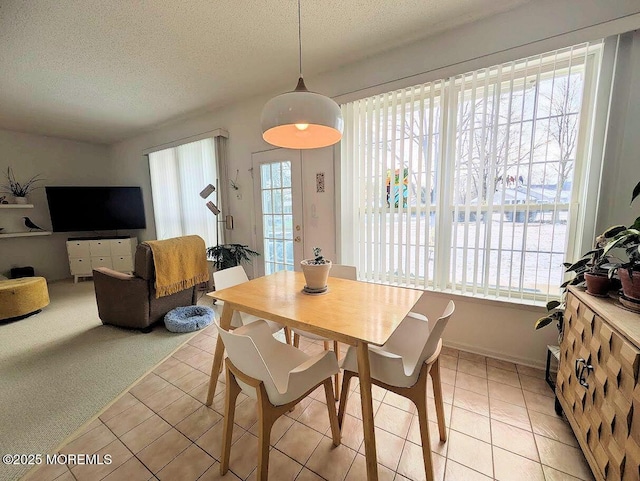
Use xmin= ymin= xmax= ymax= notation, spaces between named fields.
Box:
xmin=66 ymin=236 xmax=137 ymax=283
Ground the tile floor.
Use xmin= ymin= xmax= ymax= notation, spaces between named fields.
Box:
xmin=26 ymin=325 xmax=594 ymax=481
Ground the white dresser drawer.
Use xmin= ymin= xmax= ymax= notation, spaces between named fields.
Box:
xmin=66 ymin=237 xmax=137 ymax=281
xmin=112 ymin=255 xmax=133 ymax=272
xmin=69 ymin=257 xmax=92 ymax=275
xmin=90 ymin=256 xmax=113 ymax=269
xmin=110 ymin=239 xmax=131 ymax=256
xmin=66 ymin=241 xmax=90 ymax=257
xmin=89 ymin=240 xmax=111 ymax=256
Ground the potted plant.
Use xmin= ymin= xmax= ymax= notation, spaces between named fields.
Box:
xmin=603 ymin=227 xmax=640 ymax=304
xmin=564 ymin=225 xmax=625 ymax=297
xmin=534 ymin=225 xmax=624 ymax=336
xmin=535 ymin=299 xmax=565 ymax=343
xmin=301 ymin=247 xmax=332 ymax=293
xmin=206 ymin=243 xmax=260 ymax=270
xmin=1 ymin=167 xmax=44 ymax=204
xmin=601 ymin=180 xmax=640 ymax=310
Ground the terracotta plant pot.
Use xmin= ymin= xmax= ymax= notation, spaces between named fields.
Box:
xmin=300 ymin=260 xmax=332 ymax=290
xmin=584 ymin=272 xmax=611 ymax=297
xmin=619 ymin=268 xmax=640 ymax=301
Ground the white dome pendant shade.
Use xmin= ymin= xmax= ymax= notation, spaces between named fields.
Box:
xmin=260 ymin=0 xmax=343 ymax=150
xmin=261 ymin=77 xmax=343 ymax=150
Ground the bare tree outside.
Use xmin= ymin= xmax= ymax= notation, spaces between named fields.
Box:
xmin=354 ymin=63 xmax=590 ymax=298
xmin=543 ymin=74 xmax=583 ymax=205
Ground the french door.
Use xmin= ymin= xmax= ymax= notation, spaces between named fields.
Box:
xmin=252 ymin=149 xmax=304 ymax=277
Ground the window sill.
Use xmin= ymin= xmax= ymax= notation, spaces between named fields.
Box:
xmin=414 ymin=286 xmax=548 ymax=313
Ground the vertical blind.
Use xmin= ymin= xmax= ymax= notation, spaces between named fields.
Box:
xmin=341 ymin=40 xmax=609 ymax=304
xmin=148 ymin=137 xmax=224 ymax=245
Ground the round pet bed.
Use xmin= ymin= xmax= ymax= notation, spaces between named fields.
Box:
xmin=165 ymin=305 xmax=215 ymax=333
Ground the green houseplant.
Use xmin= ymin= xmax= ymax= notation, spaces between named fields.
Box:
xmin=601 ymin=180 xmax=640 ymax=308
xmin=1 ymin=167 xmax=44 ymax=204
xmin=537 ymin=180 xmax=640 ymax=331
xmin=564 ymin=224 xmax=626 ymax=297
xmin=535 ymin=299 xmax=565 ymax=342
xmin=206 ymin=244 xmax=260 ymax=271
xmin=535 ymin=224 xmax=625 ymax=336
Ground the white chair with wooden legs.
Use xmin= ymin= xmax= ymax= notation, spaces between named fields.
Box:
xmin=338 ymin=300 xmax=455 ymax=481
xmin=213 ymin=266 xmax=290 ymax=343
xmin=291 ymin=264 xmax=357 ymax=400
xmin=216 ymin=320 xmax=341 ymax=480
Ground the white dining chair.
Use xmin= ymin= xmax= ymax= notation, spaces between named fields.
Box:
xmin=216 ymin=320 xmax=341 ymax=480
xmin=338 ymin=300 xmax=455 ymax=481
xmin=213 ymin=265 xmax=290 ymax=343
xmin=291 ymin=263 xmax=357 ymax=400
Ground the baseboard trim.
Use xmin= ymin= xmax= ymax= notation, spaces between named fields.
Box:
xmin=443 ymin=340 xmax=550 ymax=371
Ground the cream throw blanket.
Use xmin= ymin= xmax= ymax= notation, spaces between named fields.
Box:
xmin=144 ymin=235 xmax=209 ymax=298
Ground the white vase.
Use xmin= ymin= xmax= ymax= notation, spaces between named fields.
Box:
xmin=300 ymin=260 xmax=332 ymax=290
xmin=13 ymin=196 xmax=27 ymax=204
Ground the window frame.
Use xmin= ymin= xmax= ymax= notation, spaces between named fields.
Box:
xmin=339 ymin=41 xmax=609 ymax=305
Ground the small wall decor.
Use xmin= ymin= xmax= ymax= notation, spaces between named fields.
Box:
xmin=316 ymin=172 xmax=325 ymax=193
xmin=230 ymin=169 xmax=240 ymax=190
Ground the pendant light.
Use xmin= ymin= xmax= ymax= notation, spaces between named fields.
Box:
xmin=260 ymin=0 xmax=343 ymax=149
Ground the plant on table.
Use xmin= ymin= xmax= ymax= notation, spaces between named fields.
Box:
xmin=301 ymin=247 xmax=332 ymax=291
xmin=307 ymin=247 xmax=328 ymax=265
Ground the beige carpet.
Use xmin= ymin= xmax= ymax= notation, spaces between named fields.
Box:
xmin=0 ymin=279 xmax=206 ymax=481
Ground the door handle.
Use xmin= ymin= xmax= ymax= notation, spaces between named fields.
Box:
xmin=294 ymin=236 xmax=301 ymax=243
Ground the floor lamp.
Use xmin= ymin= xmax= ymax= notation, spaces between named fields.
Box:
xmin=200 ymin=183 xmax=234 ymax=247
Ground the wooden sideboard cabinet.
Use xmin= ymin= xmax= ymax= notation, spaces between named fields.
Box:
xmin=556 ymin=286 xmax=640 ymax=481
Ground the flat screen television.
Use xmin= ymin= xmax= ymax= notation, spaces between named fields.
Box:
xmin=46 ymin=186 xmax=146 ymax=232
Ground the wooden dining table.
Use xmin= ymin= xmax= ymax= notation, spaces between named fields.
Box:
xmin=205 ymin=270 xmax=423 ymax=481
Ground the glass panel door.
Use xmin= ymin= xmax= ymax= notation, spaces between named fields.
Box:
xmin=252 ymin=149 xmax=303 ymax=276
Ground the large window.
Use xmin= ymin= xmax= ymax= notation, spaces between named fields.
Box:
xmin=340 ymin=41 xmax=609 ymax=304
xmin=147 ymin=134 xmax=227 ymax=245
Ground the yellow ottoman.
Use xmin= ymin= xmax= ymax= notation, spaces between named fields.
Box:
xmin=0 ymin=277 xmax=50 ymax=321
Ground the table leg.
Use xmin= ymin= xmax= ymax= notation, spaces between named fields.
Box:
xmin=356 ymin=342 xmax=378 ymax=481
xmin=205 ymin=304 xmax=234 ymax=406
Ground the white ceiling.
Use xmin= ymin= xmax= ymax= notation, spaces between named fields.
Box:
xmin=0 ymin=0 xmax=529 ymax=145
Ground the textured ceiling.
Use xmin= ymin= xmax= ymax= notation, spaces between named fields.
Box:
xmin=0 ymin=0 xmax=528 ymax=144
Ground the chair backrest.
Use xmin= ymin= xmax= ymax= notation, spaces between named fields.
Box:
xmin=383 ymin=300 xmax=455 ymax=378
xmin=213 ymin=265 xmax=253 ymax=328
xmin=213 ymin=265 xmax=249 ymax=291
xmin=419 ymin=300 xmax=455 ymax=368
xmin=216 ymin=321 xmax=283 ymax=400
xmin=134 ymin=243 xmax=156 ymax=280
xmin=329 ymin=264 xmax=357 ymax=281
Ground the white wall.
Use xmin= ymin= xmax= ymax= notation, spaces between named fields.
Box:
xmin=0 ymin=129 xmax=112 ymax=280
xmin=597 ymin=30 xmax=640 ymax=234
xmin=109 ymin=0 xmax=640 ymax=367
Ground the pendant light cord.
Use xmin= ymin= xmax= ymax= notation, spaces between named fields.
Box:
xmin=298 ymin=0 xmax=302 ymax=78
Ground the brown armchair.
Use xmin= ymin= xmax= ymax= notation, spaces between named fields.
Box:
xmin=93 ymin=241 xmax=199 ymax=331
